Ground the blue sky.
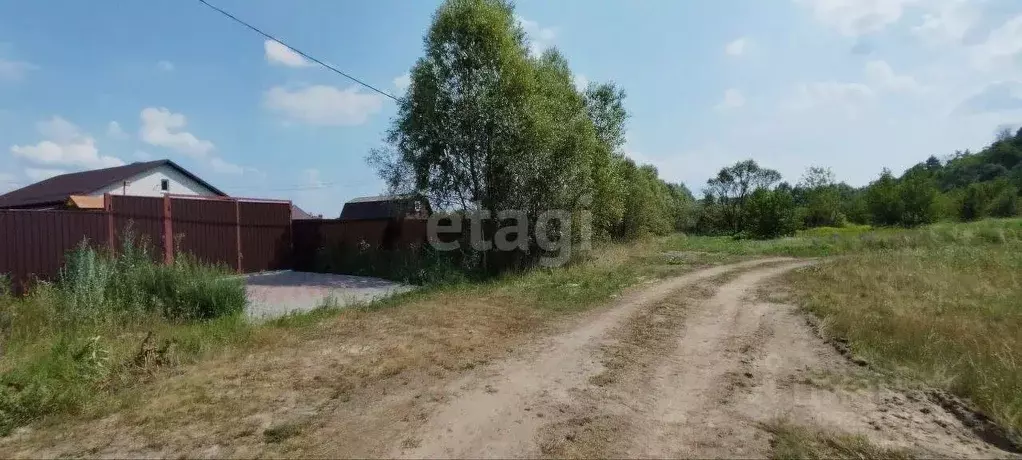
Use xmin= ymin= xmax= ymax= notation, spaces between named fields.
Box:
xmin=2 ymin=0 xmax=1022 ymax=216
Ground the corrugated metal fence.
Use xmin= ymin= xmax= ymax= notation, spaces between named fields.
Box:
xmin=0 ymin=194 xmax=292 ymax=294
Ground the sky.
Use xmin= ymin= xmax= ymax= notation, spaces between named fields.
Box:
xmin=2 ymin=0 xmax=1022 ymax=216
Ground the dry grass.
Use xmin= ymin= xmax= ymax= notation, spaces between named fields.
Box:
xmin=763 ymin=420 xmax=914 ymax=459
xmin=0 ymin=240 xmax=717 ymax=457
xmin=785 ymin=242 xmax=1022 ymax=443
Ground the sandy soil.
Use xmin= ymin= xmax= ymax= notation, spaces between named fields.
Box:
xmin=2 ymin=258 xmax=1013 ymax=458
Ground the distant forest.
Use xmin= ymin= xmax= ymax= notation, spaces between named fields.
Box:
xmin=687 ymin=126 xmax=1022 ymax=239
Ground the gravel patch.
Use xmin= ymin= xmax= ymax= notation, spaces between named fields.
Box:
xmin=244 ymin=271 xmax=415 ymax=319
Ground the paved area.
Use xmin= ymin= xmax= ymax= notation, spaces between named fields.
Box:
xmin=244 ymin=271 xmax=415 ymax=319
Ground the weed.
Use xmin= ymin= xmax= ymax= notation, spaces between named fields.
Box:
xmin=0 ymin=233 xmax=249 ymax=435
xmin=763 ymin=420 xmax=914 ymax=459
xmin=263 ymin=422 xmax=303 ymax=443
xmin=784 ymin=218 xmax=1022 ymax=442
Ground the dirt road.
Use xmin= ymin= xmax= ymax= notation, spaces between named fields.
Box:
xmin=393 ymin=259 xmax=1008 ymax=458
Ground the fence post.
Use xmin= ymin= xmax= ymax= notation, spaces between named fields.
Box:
xmin=104 ymin=193 xmax=115 ymax=252
xmin=163 ymin=194 xmax=174 ymax=265
xmin=235 ymin=199 xmax=242 ymax=273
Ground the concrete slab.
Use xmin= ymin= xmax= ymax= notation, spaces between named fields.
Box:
xmin=243 ymin=271 xmax=414 ymax=319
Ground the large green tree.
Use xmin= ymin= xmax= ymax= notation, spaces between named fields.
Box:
xmin=705 ymin=160 xmax=781 ymax=234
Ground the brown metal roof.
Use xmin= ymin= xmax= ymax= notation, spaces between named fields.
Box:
xmin=0 ymin=159 xmax=228 ymax=209
xmin=339 ymin=194 xmax=430 ymax=220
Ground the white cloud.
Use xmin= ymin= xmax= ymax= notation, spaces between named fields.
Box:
xmin=574 ymin=73 xmax=589 ymax=92
xmin=0 ymin=58 xmax=36 ymax=81
xmin=725 ymin=38 xmax=748 ymax=56
xmin=156 ymin=60 xmax=174 ymax=71
xmin=912 ymin=0 xmax=976 ymax=44
xmin=107 ymin=121 xmax=128 ymax=140
xmin=864 ymin=60 xmax=925 ymax=92
xmin=264 ymin=85 xmax=384 ymax=126
xmin=394 ymin=72 xmax=411 ymax=92
xmin=10 ymin=117 xmax=124 ymax=169
xmin=516 ymin=15 xmax=557 ymax=57
xmin=139 ymin=107 xmax=215 ymax=157
xmin=794 ymin=0 xmax=919 ymax=36
xmin=264 ymin=39 xmax=311 ymax=68
xmin=715 ymin=88 xmax=746 ymax=111
xmin=971 ymin=15 xmax=1022 ymax=70
xmin=24 ymin=168 xmax=66 ymax=182
xmin=209 ymin=157 xmax=243 ymax=175
xmin=782 ymin=81 xmax=874 ymax=113
xmin=37 ymin=116 xmax=82 ymax=142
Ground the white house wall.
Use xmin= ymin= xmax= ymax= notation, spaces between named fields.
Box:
xmin=90 ymin=164 xmax=219 ymax=197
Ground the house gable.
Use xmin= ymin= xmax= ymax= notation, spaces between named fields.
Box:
xmin=91 ymin=163 xmax=221 ymax=197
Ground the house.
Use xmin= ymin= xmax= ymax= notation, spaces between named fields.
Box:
xmin=339 ymin=194 xmax=431 ymax=220
xmin=291 ymin=204 xmax=321 ymax=220
xmin=0 ymin=159 xmax=227 ymax=210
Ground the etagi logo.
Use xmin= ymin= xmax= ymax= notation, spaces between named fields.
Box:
xmin=425 ymin=208 xmax=592 ymax=267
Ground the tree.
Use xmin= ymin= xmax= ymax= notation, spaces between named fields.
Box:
xmin=744 ymin=188 xmax=798 ymax=239
xmin=704 ymin=160 xmax=782 ymax=234
xmin=865 ymin=169 xmax=904 ymax=226
xmin=583 ymin=83 xmax=629 ymax=240
xmin=988 ymin=186 xmax=1020 ymax=218
xmin=369 ymin=0 xmax=536 ymax=215
xmin=797 ymin=166 xmax=842 ymax=228
xmin=898 ymin=172 xmax=939 ymax=227
xmin=959 ymin=183 xmax=987 ymax=221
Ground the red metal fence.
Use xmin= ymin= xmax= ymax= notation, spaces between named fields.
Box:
xmin=0 ymin=194 xmax=292 ymax=294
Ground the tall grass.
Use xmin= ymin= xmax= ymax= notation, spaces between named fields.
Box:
xmin=661 ymin=218 xmax=1022 ymax=257
xmin=781 ymin=219 xmax=1022 ymax=442
xmin=0 ymin=235 xmax=247 ymax=435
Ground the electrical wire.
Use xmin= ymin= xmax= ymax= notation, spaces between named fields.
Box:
xmin=194 ymin=0 xmax=400 ymax=102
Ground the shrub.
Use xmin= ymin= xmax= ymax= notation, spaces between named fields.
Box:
xmin=743 ymin=188 xmax=798 ymax=240
xmin=57 ymin=235 xmax=245 ymax=323
xmin=988 ymin=186 xmax=1021 ymax=218
xmin=897 ymin=173 xmax=939 ymax=227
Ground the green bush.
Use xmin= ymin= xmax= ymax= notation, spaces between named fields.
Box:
xmin=988 ymin=186 xmax=1020 ymax=218
xmin=743 ymin=188 xmax=798 ymax=240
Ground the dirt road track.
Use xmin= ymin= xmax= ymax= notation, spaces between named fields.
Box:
xmin=395 ymin=259 xmax=1010 ymax=459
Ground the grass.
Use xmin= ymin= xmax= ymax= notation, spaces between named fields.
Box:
xmin=786 ymin=238 xmax=1022 ymax=442
xmin=661 ymin=218 xmax=1022 ymax=257
xmin=0 ymin=236 xmax=250 ymax=435
xmin=764 ymin=420 xmax=914 ymax=459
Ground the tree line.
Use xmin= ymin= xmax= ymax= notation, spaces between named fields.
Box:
xmin=691 ymin=126 xmax=1022 ymax=239
xmin=371 ymin=0 xmax=1022 ymax=251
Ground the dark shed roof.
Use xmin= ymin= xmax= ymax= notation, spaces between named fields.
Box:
xmin=0 ymin=160 xmax=227 ymax=209
xmin=339 ymin=194 xmax=430 ymax=220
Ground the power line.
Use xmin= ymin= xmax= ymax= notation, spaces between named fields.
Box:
xmin=194 ymin=0 xmax=400 ymax=102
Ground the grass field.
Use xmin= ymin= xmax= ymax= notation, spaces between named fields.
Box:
xmin=666 ymin=218 xmax=1022 ymax=445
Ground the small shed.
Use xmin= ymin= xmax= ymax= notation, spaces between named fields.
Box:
xmin=339 ymin=194 xmax=430 ymax=221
